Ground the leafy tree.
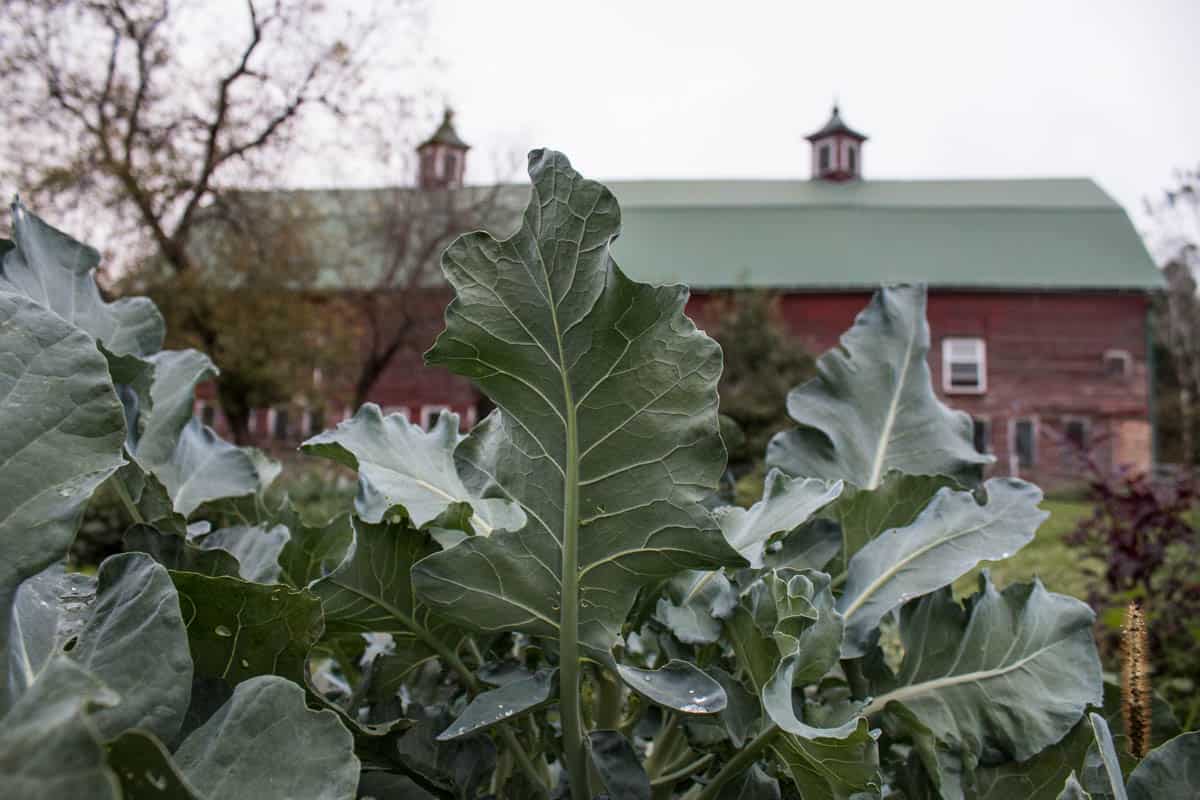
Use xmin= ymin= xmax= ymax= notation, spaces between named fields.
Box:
xmin=0 ymin=0 xmax=417 ymax=270
xmin=709 ymin=290 xmax=816 ymax=473
xmin=1145 ymin=167 xmax=1200 ymax=465
xmin=126 ymin=192 xmax=358 ymax=443
xmin=1151 ymin=262 xmax=1200 ymax=465
xmin=1 ymin=0 xmax=419 ymax=434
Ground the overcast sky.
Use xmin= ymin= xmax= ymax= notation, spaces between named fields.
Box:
xmin=414 ymin=0 xmax=1199 ymax=228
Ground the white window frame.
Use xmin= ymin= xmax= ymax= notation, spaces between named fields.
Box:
xmin=1103 ymin=348 xmax=1132 ymax=379
xmin=420 ymin=404 xmax=451 ymax=429
xmin=942 ymin=337 xmax=987 ymax=394
xmin=1009 ymin=416 xmax=1039 ymax=474
xmin=196 ymin=400 xmax=217 ymax=428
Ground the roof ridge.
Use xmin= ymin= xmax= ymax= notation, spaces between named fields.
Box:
xmin=611 ymin=203 xmax=1125 ymax=212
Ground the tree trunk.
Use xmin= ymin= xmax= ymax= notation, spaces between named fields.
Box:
xmin=226 ymin=410 xmax=252 ymax=446
xmin=352 ymin=333 xmax=412 ymax=409
xmin=216 ymin=382 xmax=253 ymax=446
xmin=1180 ymin=386 xmax=1193 ymax=467
xmin=353 ymin=360 xmax=384 ymax=410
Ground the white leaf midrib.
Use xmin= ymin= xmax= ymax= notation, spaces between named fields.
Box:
xmin=866 ymin=307 xmax=918 ymax=491
xmin=840 ymin=494 xmax=1020 ymax=621
xmin=864 ymin=640 xmax=1061 ymax=715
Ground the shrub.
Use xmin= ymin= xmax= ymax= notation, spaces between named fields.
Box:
xmin=1 ymin=154 xmax=1196 ymax=799
xmin=709 ymin=289 xmax=816 ymax=473
xmin=1069 ymin=461 xmax=1200 ymax=728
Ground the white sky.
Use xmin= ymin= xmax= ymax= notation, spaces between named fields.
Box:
xmin=415 ymin=0 xmax=1200 ymax=227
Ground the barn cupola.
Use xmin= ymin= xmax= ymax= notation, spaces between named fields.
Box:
xmin=805 ymin=103 xmax=868 ymax=182
xmin=417 ymin=108 xmax=470 ymax=190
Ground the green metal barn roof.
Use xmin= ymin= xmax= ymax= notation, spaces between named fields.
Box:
xmin=210 ymin=176 xmax=1161 ymax=292
xmin=602 ymin=178 xmax=1160 ymax=290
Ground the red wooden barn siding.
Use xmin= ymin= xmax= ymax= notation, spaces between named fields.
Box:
xmin=346 ymin=288 xmax=481 ymax=428
xmin=202 ymin=288 xmax=1152 ymax=489
xmin=688 ymin=290 xmax=1152 ymax=487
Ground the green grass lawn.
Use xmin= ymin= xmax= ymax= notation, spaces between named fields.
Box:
xmin=954 ymin=498 xmax=1098 ymax=600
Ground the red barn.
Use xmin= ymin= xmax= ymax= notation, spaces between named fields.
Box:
xmin=205 ymin=107 xmax=1161 ymax=488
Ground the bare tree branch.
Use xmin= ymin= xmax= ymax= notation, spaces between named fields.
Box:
xmin=1 ymin=0 xmax=412 ymax=273
xmin=1 ymin=0 xmax=430 ymax=432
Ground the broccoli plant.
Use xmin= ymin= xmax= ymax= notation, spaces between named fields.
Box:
xmin=1 ymin=152 xmax=1196 ymax=800
xmin=0 ymin=199 xmax=356 ymax=799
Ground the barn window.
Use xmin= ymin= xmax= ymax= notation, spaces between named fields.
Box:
xmin=305 ymin=407 xmax=325 ymax=437
xmin=1063 ymin=417 xmax=1089 ymax=450
xmin=420 ymin=404 xmax=451 ymax=429
xmin=1104 ymin=349 xmax=1132 ymax=379
xmin=942 ymin=337 xmax=987 ymax=393
xmin=972 ymin=417 xmax=992 ymax=454
xmin=819 ymin=144 xmax=831 ymax=171
xmin=272 ymin=407 xmax=290 ymax=440
xmin=196 ymin=400 xmax=216 ymax=428
xmin=1013 ymin=418 xmax=1037 ymax=468
xmin=847 ymin=144 xmax=857 ymax=175
xmin=442 ymin=152 xmax=457 ymax=180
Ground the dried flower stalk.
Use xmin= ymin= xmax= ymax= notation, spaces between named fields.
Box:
xmin=1121 ymin=600 xmax=1152 ymax=758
